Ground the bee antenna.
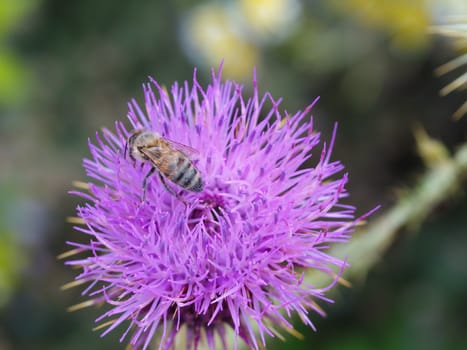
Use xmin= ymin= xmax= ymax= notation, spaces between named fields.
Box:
xmin=123 ymin=138 xmax=129 ymax=159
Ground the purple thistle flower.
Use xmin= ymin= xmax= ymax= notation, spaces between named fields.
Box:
xmin=65 ymin=66 xmax=369 ymax=350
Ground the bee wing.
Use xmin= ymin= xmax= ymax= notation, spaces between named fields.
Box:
xmin=140 ymin=145 xmax=164 ymax=159
xmin=164 ymin=138 xmax=200 ymax=158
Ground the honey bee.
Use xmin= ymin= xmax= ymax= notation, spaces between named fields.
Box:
xmin=126 ymin=130 xmax=204 ymax=202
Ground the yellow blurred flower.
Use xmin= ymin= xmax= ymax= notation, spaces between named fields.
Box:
xmin=181 ymin=3 xmax=259 ymax=80
xmin=236 ymin=0 xmax=301 ymax=44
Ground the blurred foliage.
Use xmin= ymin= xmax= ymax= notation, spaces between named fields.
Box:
xmin=0 ymin=0 xmax=466 ymax=349
xmin=0 ymin=0 xmax=41 ymax=308
xmin=0 ymin=51 xmax=30 ymax=105
xmin=328 ymin=0 xmax=431 ymax=51
xmin=0 ymin=229 xmax=24 ymax=307
xmin=0 ymin=0 xmax=37 ymax=106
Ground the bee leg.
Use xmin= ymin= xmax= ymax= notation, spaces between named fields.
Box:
xmin=158 ymin=173 xmax=187 ymax=207
xmin=142 ymin=167 xmax=157 ymax=202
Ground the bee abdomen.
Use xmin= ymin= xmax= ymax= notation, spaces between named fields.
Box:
xmin=171 ymin=157 xmax=190 ymax=183
xmin=170 ymin=157 xmax=203 ymax=192
xmin=188 ymin=175 xmax=203 ymax=192
xmin=180 ymin=165 xmax=202 ymax=191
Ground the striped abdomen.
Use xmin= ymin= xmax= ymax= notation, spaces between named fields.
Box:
xmin=162 ymin=151 xmax=203 ymax=192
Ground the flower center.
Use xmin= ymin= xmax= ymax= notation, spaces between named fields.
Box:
xmin=188 ymin=192 xmax=227 ymax=234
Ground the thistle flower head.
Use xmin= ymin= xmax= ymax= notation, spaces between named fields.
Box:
xmin=66 ymin=66 xmax=365 ymax=350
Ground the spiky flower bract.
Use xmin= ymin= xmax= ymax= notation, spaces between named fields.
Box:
xmin=432 ymin=20 xmax=467 ymax=119
xmin=66 ymin=67 xmax=366 ymax=350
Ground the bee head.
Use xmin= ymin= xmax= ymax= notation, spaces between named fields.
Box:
xmin=125 ymin=129 xmax=144 ymax=161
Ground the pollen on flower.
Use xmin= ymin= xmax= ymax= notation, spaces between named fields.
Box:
xmin=64 ymin=65 xmax=369 ymax=350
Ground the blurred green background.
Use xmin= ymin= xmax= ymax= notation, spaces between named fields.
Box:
xmin=1 ymin=0 xmax=466 ymax=349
